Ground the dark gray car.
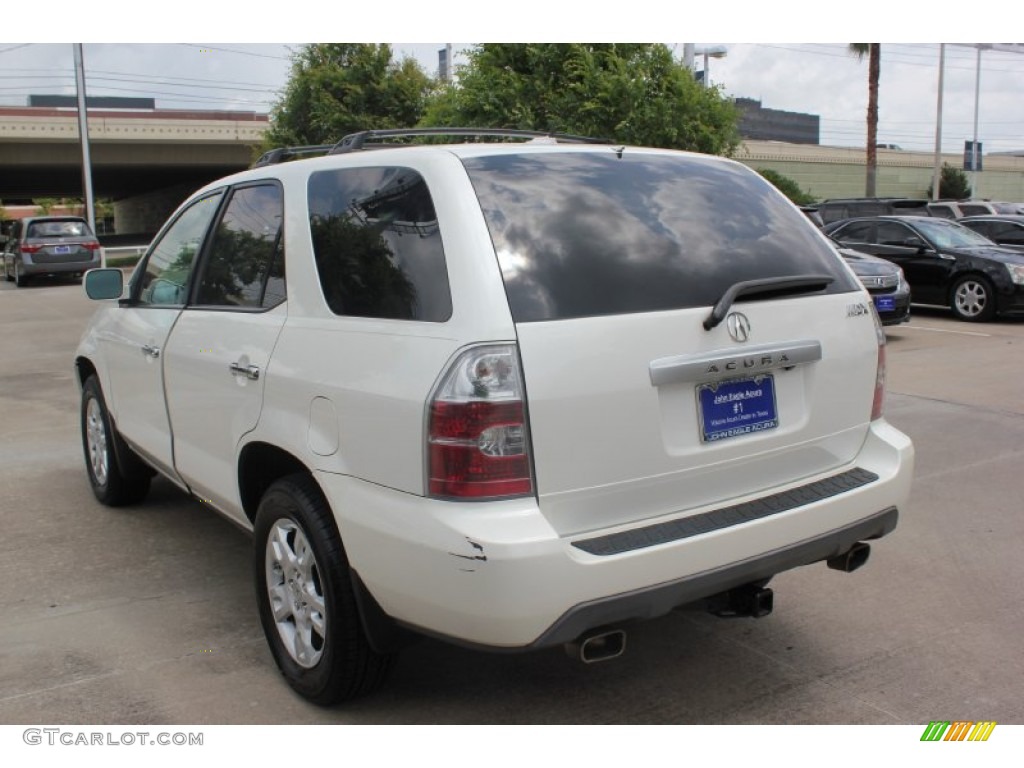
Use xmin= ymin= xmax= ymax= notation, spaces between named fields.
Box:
xmin=2 ymin=216 xmax=101 ymax=287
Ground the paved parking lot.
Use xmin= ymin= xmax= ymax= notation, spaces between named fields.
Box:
xmin=1 ymin=279 xmax=1023 ymax=724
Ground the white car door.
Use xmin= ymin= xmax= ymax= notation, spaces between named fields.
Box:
xmin=98 ymin=190 xmax=225 ymax=481
xmin=162 ymin=183 xmax=287 ymax=523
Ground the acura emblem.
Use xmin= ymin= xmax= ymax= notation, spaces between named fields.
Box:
xmin=726 ymin=312 xmax=751 ymax=343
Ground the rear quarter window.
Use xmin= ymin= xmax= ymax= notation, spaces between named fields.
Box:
xmin=463 ymin=152 xmax=857 ymax=322
xmin=307 ymin=166 xmax=451 ymax=322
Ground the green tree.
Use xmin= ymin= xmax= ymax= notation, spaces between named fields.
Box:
xmin=265 ymin=44 xmax=433 ymax=148
xmin=850 ymin=44 xmax=881 ymax=197
xmin=757 ymin=168 xmax=816 ymax=205
xmin=35 ymin=197 xmax=58 ymax=215
xmin=422 ymin=44 xmax=739 ymax=155
xmin=927 ymin=164 xmax=971 ymax=200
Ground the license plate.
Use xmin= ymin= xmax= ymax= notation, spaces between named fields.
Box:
xmin=874 ymin=295 xmax=896 ymax=312
xmin=697 ymin=375 xmax=779 ymax=443
xmin=53 ymin=245 xmax=72 ymax=254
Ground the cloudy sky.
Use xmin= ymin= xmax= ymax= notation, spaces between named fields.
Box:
xmin=2 ymin=6 xmax=1021 ymax=155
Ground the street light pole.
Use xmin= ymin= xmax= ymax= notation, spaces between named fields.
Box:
xmin=970 ymin=45 xmax=986 ymax=198
xmin=73 ymin=44 xmax=97 ymax=242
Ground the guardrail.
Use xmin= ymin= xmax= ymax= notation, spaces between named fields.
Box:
xmin=101 ymin=245 xmax=148 ymax=268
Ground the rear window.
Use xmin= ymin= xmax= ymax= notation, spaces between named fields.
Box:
xmin=27 ymin=219 xmax=92 ymax=238
xmin=463 ymin=152 xmax=857 ymax=322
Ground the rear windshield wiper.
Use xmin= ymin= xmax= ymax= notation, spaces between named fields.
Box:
xmin=703 ymin=275 xmax=834 ymax=331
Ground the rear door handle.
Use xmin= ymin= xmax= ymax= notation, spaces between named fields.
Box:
xmin=229 ymin=362 xmax=260 ymax=381
xmin=142 ymin=344 xmax=161 ymax=359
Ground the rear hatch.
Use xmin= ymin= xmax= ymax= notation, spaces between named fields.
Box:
xmin=463 ymin=149 xmax=875 ymax=537
xmin=25 ymin=218 xmax=98 ymax=264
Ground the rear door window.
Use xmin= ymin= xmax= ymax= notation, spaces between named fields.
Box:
xmin=463 ymin=152 xmax=857 ymax=322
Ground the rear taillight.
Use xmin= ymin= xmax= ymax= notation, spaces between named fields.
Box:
xmin=83 ymin=241 xmax=101 ymax=251
xmin=428 ymin=344 xmax=533 ymax=499
xmin=871 ymin=307 xmax=886 ymax=420
xmin=19 ymin=243 xmax=41 ymax=254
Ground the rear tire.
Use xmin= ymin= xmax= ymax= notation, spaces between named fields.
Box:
xmin=81 ymin=375 xmax=152 ymax=506
xmin=254 ymin=474 xmax=395 ymax=705
xmin=14 ymin=261 xmax=29 ymax=288
xmin=950 ymin=275 xmax=996 ymax=322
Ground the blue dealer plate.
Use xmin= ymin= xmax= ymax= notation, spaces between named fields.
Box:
xmin=697 ymin=375 xmax=779 ymax=443
xmin=874 ymin=295 xmax=896 ymax=312
xmin=53 ymin=245 xmax=72 ymax=254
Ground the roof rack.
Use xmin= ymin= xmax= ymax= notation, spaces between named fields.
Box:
xmin=252 ymin=144 xmax=334 ymax=168
xmin=328 ymin=127 xmax=611 ymax=154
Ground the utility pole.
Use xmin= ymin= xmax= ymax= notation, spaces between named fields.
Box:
xmin=930 ymin=44 xmax=945 ymax=201
xmin=73 ymin=44 xmax=97 ymax=245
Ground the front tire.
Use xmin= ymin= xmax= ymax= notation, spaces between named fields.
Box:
xmin=254 ymin=474 xmax=395 ymax=705
xmin=81 ymin=375 xmax=152 ymax=505
xmin=950 ymin=275 xmax=996 ymax=322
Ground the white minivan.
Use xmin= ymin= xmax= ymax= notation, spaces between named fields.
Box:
xmin=75 ymin=129 xmax=914 ymax=704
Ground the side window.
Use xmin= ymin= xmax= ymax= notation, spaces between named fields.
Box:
xmin=307 ymin=166 xmax=451 ymax=322
xmin=195 ymin=184 xmax=285 ymax=309
xmin=965 ymin=222 xmax=993 ymax=239
xmin=835 ymin=222 xmax=873 ymax=243
xmin=137 ymin=192 xmax=224 ymax=306
xmin=877 ymin=222 xmax=914 ymax=246
xmin=959 ymin=204 xmax=989 ymax=217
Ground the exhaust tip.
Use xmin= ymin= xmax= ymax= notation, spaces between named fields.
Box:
xmin=566 ymin=629 xmax=627 ymax=664
xmin=827 ymin=542 xmax=871 ymax=572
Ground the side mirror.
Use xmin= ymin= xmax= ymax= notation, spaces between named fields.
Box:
xmin=83 ymin=268 xmax=124 ymax=300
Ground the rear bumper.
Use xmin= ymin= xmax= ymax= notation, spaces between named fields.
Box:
xmin=321 ymin=419 xmax=913 ymax=649
xmin=21 ymin=253 xmax=100 ymax=276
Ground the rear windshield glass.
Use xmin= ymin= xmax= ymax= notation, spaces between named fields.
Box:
xmin=463 ymin=152 xmax=857 ymax=322
xmin=27 ymin=219 xmax=92 ymax=238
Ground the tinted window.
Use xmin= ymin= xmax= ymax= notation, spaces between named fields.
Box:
xmin=961 ymin=221 xmax=993 ymax=239
xmin=992 ymin=222 xmax=1024 ymax=244
xmin=307 ymin=167 xmax=451 ymax=322
xmin=877 ymin=222 xmax=915 ymax=246
xmin=463 ymin=152 xmax=857 ymax=322
xmin=195 ymin=184 xmax=285 ymax=309
xmin=137 ymin=192 xmax=223 ymax=306
xmin=834 ymin=222 xmax=874 ymax=242
xmin=959 ymin=204 xmax=991 ymax=217
xmin=27 ymin=219 xmax=92 ymax=238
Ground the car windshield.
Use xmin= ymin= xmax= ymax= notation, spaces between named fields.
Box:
xmin=27 ymin=219 xmax=91 ymax=238
xmin=913 ymin=219 xmax=996 ymax=249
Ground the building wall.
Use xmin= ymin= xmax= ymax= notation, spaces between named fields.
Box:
xmin=734 ymin=141 xmax=1024 ymax=202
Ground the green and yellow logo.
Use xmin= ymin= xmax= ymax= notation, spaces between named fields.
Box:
xmin=920 ymin=721 xmax=996 ymax=742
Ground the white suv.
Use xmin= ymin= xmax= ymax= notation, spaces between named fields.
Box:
xmin=75 ymin=129 xmax=914 ymax=705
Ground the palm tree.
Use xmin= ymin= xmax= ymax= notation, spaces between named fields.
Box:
xmin=850 ymin=44 xmax=880 ymax=197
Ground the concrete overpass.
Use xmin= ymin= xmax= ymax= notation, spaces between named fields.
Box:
xmin=0 ymin=107 xmax=268 ymax=236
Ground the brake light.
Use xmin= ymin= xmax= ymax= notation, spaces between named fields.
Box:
xmin=83 ymin=241 xmax=101 ymax=251
xmin=871 ymin=307 xmax=886 ymax=420
xmin=428 ymin=344 xmax=533 ymax=499
xmin=19 ymin=243 xmax=41 ymax=254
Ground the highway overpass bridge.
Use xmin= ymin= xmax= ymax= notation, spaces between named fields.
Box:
xmin=0 ymin=106 xmax=267 ymax=237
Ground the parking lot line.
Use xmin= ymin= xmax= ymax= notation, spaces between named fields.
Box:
xmin=902 ymin=325 xmax=991 ymax=337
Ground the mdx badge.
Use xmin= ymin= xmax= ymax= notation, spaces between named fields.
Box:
xmin=726 ymin=312 xmax=751 ymax=343
xmin=847 ymin=302 xmax=870 ymax=318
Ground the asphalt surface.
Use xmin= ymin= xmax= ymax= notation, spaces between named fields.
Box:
xmin=1 ymin=278 xmax=1022 ymax=725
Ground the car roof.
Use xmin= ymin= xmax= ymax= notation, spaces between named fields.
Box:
xmin=960 ymin=214 xmax=1024 ymax=222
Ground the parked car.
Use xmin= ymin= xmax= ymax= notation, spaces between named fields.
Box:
xmin=800 ymin=207 xmax=910 ymax=325
xmin=2 ymin=216 xmax=101 ymax=287
xmin=958 ymin=215 xmax=1024 ymax=251
xmin=816 ymin=197 xmax=930 ymax=225
xmin=75 ymin=128 xmax=914 ymax=704
xmin=833 ymin=241 xmax=911 ymax=325
xmin=956 ymin=201 xmax=1024 ymax=217
xmin=825 ymin=215 xmax=1024 ymax=321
